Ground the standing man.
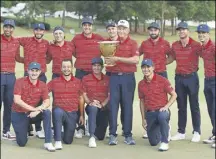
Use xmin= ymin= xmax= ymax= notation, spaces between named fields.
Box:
xmin=138 ymin=59 xmax=177 ymax=151
xmin=1 ymin=19 xmax=23 ymax=140
xmin=105 ymin=21 xmax=124 ymax=137
xmin=17 ymin=23 xmax=49 ymax=138
xmin=196 ymin=24 xmax=215 ymax=148
xmin=82 ymin=57 xmax=109 ymax=148
xmin=169 ymin=22 xmax=202 ymax=142
xmin=11 ymin=62 xmax=55 ymax=152
xmin=46 ymin=26 xmax=75 ymax=79
xmin=139 ymin=22 xmax=172 ymax=79
xmin=71 ymin=17 xmax=104 ymax=138
xmin=47 ymin=59 xmax=84 ymax=150
xmin=105 ymin=20 xmax=139 ymax=145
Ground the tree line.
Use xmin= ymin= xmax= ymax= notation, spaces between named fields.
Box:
xmin=1 ymin=1 xmax=215 ymax=36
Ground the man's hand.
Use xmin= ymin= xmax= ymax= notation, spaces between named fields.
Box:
xmin=34 ymin=105 xmax=45 ymax=112
xmin=49 ymin=40 xmax=55 ymax=45
xmin=104 ymin=57 xmax=118 ymax=65
xmin=28 ymin=111 xmax=40 ymax=118
xmin=159 ymin=106 xmax=169 ymax=112
xmin=79 ymin=116 xmax=85 ymax=125
xmin=142 ymin=119 xmax=147 ymax=130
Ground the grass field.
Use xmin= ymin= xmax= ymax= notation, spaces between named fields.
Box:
xmin=1 ymin=20 xmax=215 ymax=159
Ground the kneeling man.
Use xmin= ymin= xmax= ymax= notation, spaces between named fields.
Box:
xmin=12 ymin=62 xmax=55 ymax=152
xmin=47 ymin=59 xmax=84 ymax=150
xmin=138 ymin=59 xmax=177 ymax=151
xmin=82 ymin=57 xmax=110 ymax=148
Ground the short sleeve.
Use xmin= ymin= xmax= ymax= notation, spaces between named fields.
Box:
xmin=170 ymin=43 xmax=176 ymax=59
xmin=81 ymin=78 xmax=87 ymax=93
xmin=14 ymin=79 xmax=22 ymax=95
xmin=132 ymin=41 xmax=139 ymax=56
xmin=42 ymin=85 xmax=49 ymax=100
xmin=47 ymin=80 xmax=53 ymax=92
xmin=138 ymin=82 xmax=144 ymax=99
xmin=164 ymin=41 xmax=172 ymax=56
xmin=17 ymin=37 xmax=30 ymax=46
xmin=164 ymin=79 xmax=174 ymax=94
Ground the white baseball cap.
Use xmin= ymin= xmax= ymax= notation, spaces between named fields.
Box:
xmin=117 ymin=20 xmax=129 ymax=28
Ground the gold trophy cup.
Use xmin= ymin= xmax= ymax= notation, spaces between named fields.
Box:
xmin=98 ymin=41 xmax=119 ymax=67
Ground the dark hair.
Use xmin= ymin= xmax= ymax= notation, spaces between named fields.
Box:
xmin=62 ymin=59 xmax=72 ymax=65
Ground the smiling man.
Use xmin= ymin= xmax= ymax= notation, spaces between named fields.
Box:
xmin=1 ymin=19 xmax=23 ymax=140
xmin=82 ymin=57 xmax=109 ymax=148
xmin=138 ymin=59 xmax=177 ymax=151
xmin=71 ymin=17 xmax=104 ymax=138
xmin=169 ymin=22 xmax=202 ymax=142
xmin=11 ymin=62 xmax=55 ymax=152
xmin=196 ymin=24 xmax=215 ymax=148
xmin=104 ymin=20 xmax=139 ymax=146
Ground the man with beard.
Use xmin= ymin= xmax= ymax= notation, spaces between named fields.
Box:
xmin=138 ymin=59 xmax=177 ymax=151
xmin=104 ymin=20 xmax=139 ymax=145
xmin=17 ymin=23 xmax=49 ymax=138
xmin=82 ymin=57 xmax=109 ymax=148
xmin=47 ymin=59 xmax=84 ymax=150
xmin=46 ymin=26 xmax=75 ymax=79
xmin=168 ymin=22 xmax=202 ymax=142
xmin=71 ymin=17 xmax=104 ymax=138
xmin=105 ymin=21 xmax=124 ymax=138
xmin=196 ymin=24 xmax=215 ymax=148
xmin=1 ymin=19 xmax=23 ymax=140
xmin=11 ymin=62 xmax=55 ymax=152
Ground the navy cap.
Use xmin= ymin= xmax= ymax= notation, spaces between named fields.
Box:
xmin=33 ymin=23 xmax=45 ymax=30
xmin=28 ymin=62 xmax=41 ymax=70
xmin=196 ymin=24 xmax=210 ymax=33
xmin=53 ymin=26 xmax=64 ymax=33
xmin=176 ymin=22 xmax=188 ymax=30
xmin=148 ymin=22 xmax=160 ymax=30
xmin=82 ymin=17 xmax=93 ymax=25
xmin=106 ymin=21 xmax=117 ymax=28
xmin=141 ymin=59 xmax=154 ymax=67
xmin=3 ymin=19 xmax=15 ymax=27
xmin=91 ymin=57 xmax=103 ymax=65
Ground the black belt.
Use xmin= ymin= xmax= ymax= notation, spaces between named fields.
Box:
xmin=146 ymin=109 xmax=160 ymax=112
xmin=176 ymin=72 xmax=196 ymax=78
xmin=111 ymin=72 xmax=134 ymax=76
xmin=205 ymin=77 xmax=216 ymax=81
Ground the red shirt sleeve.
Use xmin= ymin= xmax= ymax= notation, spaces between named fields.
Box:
xmin=164 ymin=79 xmax=174 ymax=94
xmin=132 ymin=41 xmax=139 ymax=56
xmin=138 ymin=82 xmax=144 ymax=99
xmin=164 ymin=41 xmax=172 ymax=56
xmin=17 ymin=37 xmax=30 ymax=46
xmin=42 ymin=85 xmax=49 ymax=100
xmin=81 ymin=78 xmax=87 ymax=93
xmin=170 ymin=43 xmax=176 ymax=60
xmin=14 ymin=79 xmax=22 ymax=95
xmin=47 ymin=80 xmax=53 ymax=92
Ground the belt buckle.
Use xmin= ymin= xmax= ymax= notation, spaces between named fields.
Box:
xmin=118 ymin=72 xmax=123 ymax=75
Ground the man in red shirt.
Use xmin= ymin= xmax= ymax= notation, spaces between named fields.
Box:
xmin=17 ymin=23 xmax=49 ymax=138
xmin=82 ymin=57 xmax=109 ymax=148
xmin=104 ymin=20 xmax=139 ymax=145
xmin=71 ymin=17 xmax=104 ymax=138
xmin=47 ymin=59 xmax=84 ymax=150
xmin=138 ymin=59 xmax=177 ymax=151
xmin=139 ymin=22 xmax=172 ymax=79
xmin=47 ymin=26 xmax=75 ymax=79
xmin=196 ymin=24 xmax=215 ymax=148
xmin=1 ymin=19 xmax=23 ymax=140
xmin=11 ymin=62 xmax=55 ymax=152
xmin=169 ymin=22 xmax=202 ymax=142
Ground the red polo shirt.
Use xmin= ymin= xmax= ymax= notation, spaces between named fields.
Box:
xmin=18 ymin=37 xmax=49 ymax=73
xmin=47 ymin=41 xmax=75 ymax=74
xmin=139 ymin=37 xmax=171 ymax=73
xmin=82 ymin=73 xmax=109 ymax=103
xmin=47 ymin=75 xmax=82 ymax=112
xmin=138 ymin=74 xmax=174 ymax=111
xmin=199 ymin=39 xmax=215 ymax=78
xmin=71 ymin=33 xmax=104 ymax=72
xmin=110 ymin=36 xmax=139 ymax=73
xmin=12 ymin=77 xmax=49 ymax=113
xmin=171 ymin=37 xmax=201 ymax=74
xmin=1 ymin=34 xmax=23 ymax=73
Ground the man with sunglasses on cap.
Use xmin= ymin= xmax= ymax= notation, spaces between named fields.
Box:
xmin=47 ymin=26 xmax=75 ymax=79
xmin=71 ymin=17 xmax=104 ymax=138
xmin=196 ymin=24 xmax=215 ymax=148
xmin=11 ymin=62 xmax=55 ymax=152
xmin=1 ymin=19 xmax=23 ymax=140
xmin=17 ymin=23 xmax=49 ymax=138
xmin=104 ymin=20 xmax=139 ymax=145
xmin=169 ymin=22 xmax=202 ymax=142
xmin=138 ymin=59 xmax=177 ymax=151
xmin=82 ymin=57 xmax=109 ymax=148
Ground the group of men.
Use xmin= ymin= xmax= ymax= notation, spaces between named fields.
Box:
xmin=1 ymin=16 xmax=215 ymax=152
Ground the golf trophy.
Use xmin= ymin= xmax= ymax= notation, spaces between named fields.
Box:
xmin=98 ymin=41 xmax=119 ymax=66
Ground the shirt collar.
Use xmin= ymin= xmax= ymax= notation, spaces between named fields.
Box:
xmin=32 ymin=36 xmax=43 ymax=43
xmin=1 ymin=34 xmax=14 ymax=41
xmin=144 ymin=73 xmax=156 ymax=83
xmin=60 ymin=74 xmax=74 ymax=82
xmin=179 ymin=37 xmax=193 ymax=47
xmin=26 ymin=76 xmax=39 ymax=87
xmin=53 ymin=40 xmax=66 ymax=48
xmin=81 ymin=32 xmax=95 ymax=39
xmin=107 ymin=36 xmax=120 ymax=41
xmin=120 ymin=36 xmax=130 ymax=44
xmin=149 ymin=37 xmax=162 ymax=45
xmin=203 ymin=39 xmax=212 ymax=49
xmin=92 ymin=73 xmax=104 ymax=82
